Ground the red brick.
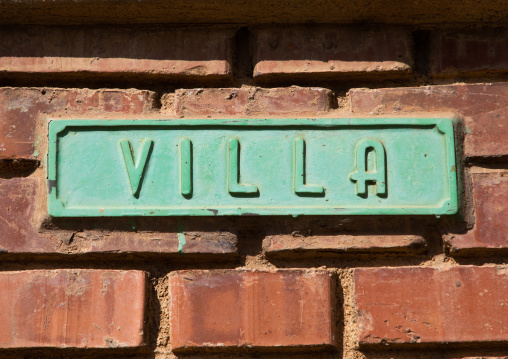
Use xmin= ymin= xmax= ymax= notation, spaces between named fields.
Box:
xmin=430 ymin=29 xmax=508 ymax=77
xmin=263 ymin=234 xmax=427 ymax=256
xmin=0 ymin=177 xmax=52 ymax=253
xmin=0 ymin=87 xmax=156 ymax=160
xmin=169 ymin=269 xmax=336 ymax=351
xmin=1 ymin=0 xmax=508 ymax=26
xmin=174 ymin=87 xmax=333 ymax=117
xmin=354 ymin=266 xmax=508 ymax=346
xmin=254 ymin=26 xmax=413 ymax=81
xmin=76 ymin=229 xmax=238 ymax=256
xmin=0 ymin=177 xmax=238 ymax=256
xmin=448 ymin=170 xmax=508 ymax=253
xmin=0 ymin=269 xmax=146 ymax=348
xmin=350 ymin=82 xmax=508 ymax=158
xmin=0 ymin=26 xmax=232 ymax=79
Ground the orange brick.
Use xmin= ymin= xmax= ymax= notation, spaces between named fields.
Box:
xmin=169 ymin=269 xmax=336 ymax=351
xmin=264 ymin=234 xmax=427 ymax=257
xmin=354 ymin=266 xmax=508 ymax=346
xmin=174 ymin=87 xmax=333 ymax=117
xmin=0 ymin=270 xmax=146 ymax=348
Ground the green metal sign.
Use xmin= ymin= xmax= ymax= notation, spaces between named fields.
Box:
xmin=47 ymin=118 xmax=458 ymax=217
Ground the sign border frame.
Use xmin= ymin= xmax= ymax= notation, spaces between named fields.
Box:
xmin=47 ymin=117 xmax=458 ymax=217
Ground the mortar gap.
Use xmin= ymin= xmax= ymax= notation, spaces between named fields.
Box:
xmin=413 ymin=30 xmax=431 ymax=77
xmin=232 ymin=26 xmax=254 ymax=86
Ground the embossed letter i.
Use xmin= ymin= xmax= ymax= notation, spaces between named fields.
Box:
xmin=120 ymin=139 xmax=153 ymax=198
xmin=349 ymin=139 xmax=387 ymax=196
xmin=180 ymin=138 xmax=192 ymax=197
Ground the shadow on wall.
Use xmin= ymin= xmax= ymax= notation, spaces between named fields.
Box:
xmin=0 ymin=25 xmax=231 ymax=61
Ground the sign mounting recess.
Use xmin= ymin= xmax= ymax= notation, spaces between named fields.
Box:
xmin=47 ymin=118 xmax=458 ymax=217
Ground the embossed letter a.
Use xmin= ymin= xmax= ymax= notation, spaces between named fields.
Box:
xmin=349 ymin=139 xmax=387 ymax=197
xmin=120 ymin=139 xmax=153 ymax=198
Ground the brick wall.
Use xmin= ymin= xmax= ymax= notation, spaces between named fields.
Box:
xmin=0 ymin=9 xmax=507 ymax=359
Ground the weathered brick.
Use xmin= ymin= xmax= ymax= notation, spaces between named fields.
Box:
xmin=448 ymin=170 xmax=508 ymax=253
xmin=350 ymin=83 xmax=508 ymax=159
xmin=263 ymin=234 xmax=427 ymax=256
xmin=169 ymin=269 xmax=336 ymax=351
xmin=174 ymin=87 xmax=333 ymax=117
xmin=0 ymin=26 xmax=232 ymax=79
xmin=430 ymin=29 xmax=508 ymax=77
xmin=0 ymin=177 xmax=238 ymax=256
xmin=75 ymin=228 xmax=238 ymax=256
xmin=0 ymin=177 xmax=51 ymax=253
xmin=354 ymin=266 xmax=508 ymax=346
xmin=254 ymin=26 xmax=413 ymax=82
xmin=0 ymin=87 xmax=156 ymax=160
xmin=1 ymin=0 xmax=508 ymax=26
xmin=0 ymin=270 xmax=146 ymax=348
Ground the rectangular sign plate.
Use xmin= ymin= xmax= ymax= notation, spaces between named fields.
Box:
xmin=48 ymin=118 xmax=457 ymax=217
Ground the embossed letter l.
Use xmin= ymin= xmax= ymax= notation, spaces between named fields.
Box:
xmin=227 ymin=138 xmax=259 ymax=195
xmin=293 ymin=138 xmax=325 ymax=195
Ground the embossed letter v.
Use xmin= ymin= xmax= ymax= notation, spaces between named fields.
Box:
xmin=120 ymin=139 xmax=153 ymax=198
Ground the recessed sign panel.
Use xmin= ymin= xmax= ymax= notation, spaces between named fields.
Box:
xmin=47 ymin=118 xmax=457 ymax=217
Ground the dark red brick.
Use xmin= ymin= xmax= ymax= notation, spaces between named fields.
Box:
xmin=0 ymin=26 xmax=232 ymax=79
xmin=263 ymin=234 xmax=427 ymax=256
xmin=350 ymin=83 xmax=508 ymax=158
xmin=0 ymin=87 xmax=157 ymax=160
xmin=448 ymin=170 xmax=508 ymax=253
xmin=0 ymin=177 xmax=238 ymax=256
xmin=1 ymin=0 xmax=508 ymax=26
xmin=0 ymin=270 xmax=146 ymax=348
xmin=78 ymin=229 xmax=238 ymax=255
xmin=354 ymin=266 xmax=508 ymax=346
xmin=430 ymin=29 xmax=508 ymax=77
xmin=174 ymin=87 xmax=333 ymax=117
xmin=254 ymin=26 xmax=413 ymax=81
xmin=0 ymin=177 xmax=51 ymax=253
xmin=169 ymin=269 xmax=336 ymax=351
